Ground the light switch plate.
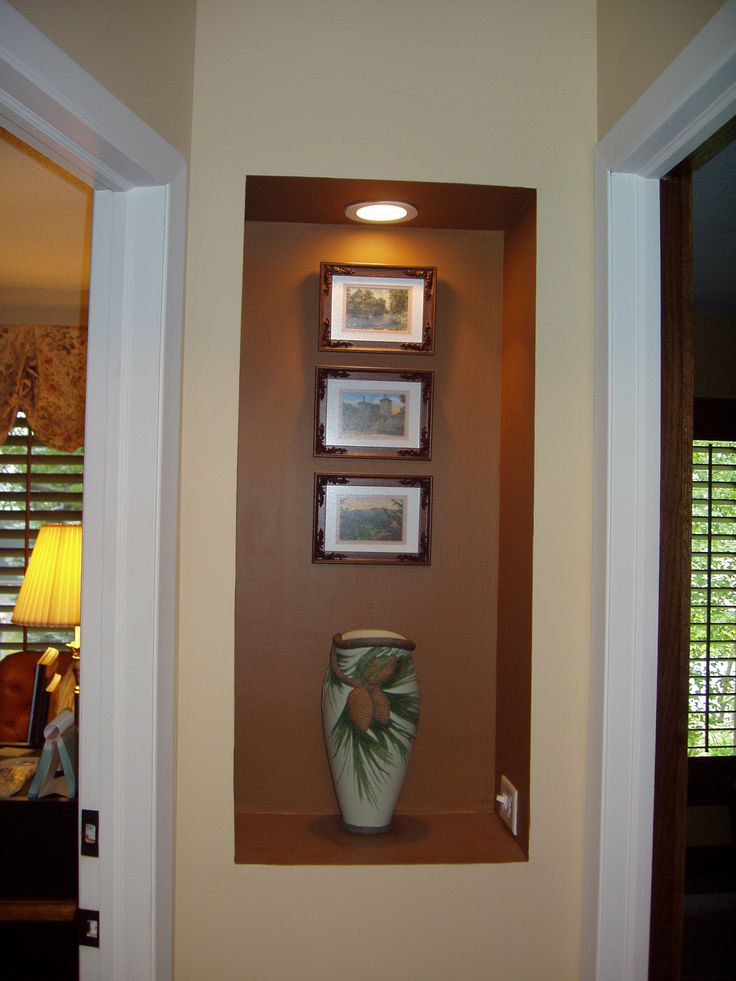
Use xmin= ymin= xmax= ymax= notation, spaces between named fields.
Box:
xmin=496 ymin=775 xmax=519 ymax=836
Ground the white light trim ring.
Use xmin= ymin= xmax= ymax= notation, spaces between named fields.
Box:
xmin=345 ymin=200 xmax=418 ymax=223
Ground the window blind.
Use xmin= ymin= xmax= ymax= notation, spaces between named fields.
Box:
xmin=690 ymin=440 xmax=736 ymax=755
xmin=0 ymin=412 xmax=83 ymax=657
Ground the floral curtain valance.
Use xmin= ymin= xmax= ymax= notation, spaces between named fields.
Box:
xmin=0 ymin=326 xmax=87 ymax=452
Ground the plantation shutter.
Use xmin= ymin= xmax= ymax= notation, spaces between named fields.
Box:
xmin=690 ymin=439 xmax=736 ymax=755
xmin=0 ymin=412 xmax=83 ymax=656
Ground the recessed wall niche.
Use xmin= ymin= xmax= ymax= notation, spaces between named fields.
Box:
xmin=235 ymin=176 xmax=535 ymax=864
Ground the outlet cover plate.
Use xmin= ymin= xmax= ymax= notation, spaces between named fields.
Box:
xmin=498 ymin=775 xmax=519 ymax=836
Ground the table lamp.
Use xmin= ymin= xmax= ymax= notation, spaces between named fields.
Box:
xmin=11 ymin=522 xmax=82 ymax=668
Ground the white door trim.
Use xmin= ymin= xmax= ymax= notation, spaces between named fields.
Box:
xmin=587 ymin=3 xmax=736 ymax=978
xmin=0 ymin=4 xmax=186 ymax=979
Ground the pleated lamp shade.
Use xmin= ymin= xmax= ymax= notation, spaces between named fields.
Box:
xmin=12 ymin=523 xmax=82 ymax=627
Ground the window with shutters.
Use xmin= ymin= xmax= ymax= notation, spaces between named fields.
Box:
xmin=690 ymin=439 xmax=736 ymax=756
xmin=0 ymin=412 xmax=83 ymax=657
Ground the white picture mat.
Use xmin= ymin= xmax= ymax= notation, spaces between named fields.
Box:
xmin=324 ymin=377 xmax=423 ymax=448
xmin=329 ymin=274 xmax=425 ymax=344
xmin=324 ymin=483 xmax=422 ymax=553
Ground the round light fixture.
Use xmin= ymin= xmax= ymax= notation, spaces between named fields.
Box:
xmin=345 ymin=200 xmax=418 ymax=224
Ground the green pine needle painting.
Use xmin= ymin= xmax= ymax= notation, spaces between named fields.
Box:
xmin=325 ymin=648 xmax=419 ymax=806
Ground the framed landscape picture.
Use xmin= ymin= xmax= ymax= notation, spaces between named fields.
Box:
xmin=314 ymin=366 xmax=433 ymax=460
xmin=319 ymin=262 xmax=436 ymax=354
xmin=312 ymin=474 xmax=432 ymax=565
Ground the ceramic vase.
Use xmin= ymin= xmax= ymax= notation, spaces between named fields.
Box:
xmin=321 ymin=629 xmax=419 ymax=835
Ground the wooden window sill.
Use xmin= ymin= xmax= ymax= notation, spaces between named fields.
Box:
xmin=235 ymin=811 xmax=527 ymax=865
xmin=0 ymin=899 xmax=76 ymax=922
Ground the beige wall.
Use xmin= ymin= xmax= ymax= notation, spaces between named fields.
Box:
xmin=597 ymin=0 xmax=727 ymax=137
xmin=7 ymin=0 xmax=196 ymax=157
xmin=0 ymin=128 xmax=92 ymax=324
xmin=178 ymin=1 xmax=595 ymax=978
xmin=0 ymin=289 xmax=88 ymax=325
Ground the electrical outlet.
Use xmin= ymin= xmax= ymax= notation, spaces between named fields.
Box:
xmin=496 ymin=775 xmax=519 ymax=836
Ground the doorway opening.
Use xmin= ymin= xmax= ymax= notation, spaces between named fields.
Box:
xmin=0 ymin=124 xmax=91 ymax=981
xmin=0 ymin=10 xmax=186 ymax=973
xmin=653 ymin=116 xmax=736 ymax=981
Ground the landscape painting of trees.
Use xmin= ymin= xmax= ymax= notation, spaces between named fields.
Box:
xmin=343 ymin=286 xmax=410 ymax=333
xmin=319 ymin=263 xmax=436 ymax=354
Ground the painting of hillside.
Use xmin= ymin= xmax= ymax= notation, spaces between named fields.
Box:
xmin=337 ymin=495 xmax=406 ymax=544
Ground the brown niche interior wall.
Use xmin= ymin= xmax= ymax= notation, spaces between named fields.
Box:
xmin=494 ymin=199 xmax=536 ymax=857
xmin=235 ymin=222 xmax=505 ymax=817
xmin=234 ymin=176 xmax=536 ymax=864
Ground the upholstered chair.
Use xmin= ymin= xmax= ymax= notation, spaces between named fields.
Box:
xmin=0 ymin=650 xmax=72 ymax=743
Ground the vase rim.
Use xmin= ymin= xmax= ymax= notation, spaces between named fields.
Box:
xmin=333 ymin=630 xmax=416 ymax=652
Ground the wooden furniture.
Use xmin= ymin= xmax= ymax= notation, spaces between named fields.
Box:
xmin=0 ymin=794 xmax=78 ymax=979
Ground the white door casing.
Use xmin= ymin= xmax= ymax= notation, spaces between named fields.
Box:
xmin=587 ymin=2 xmax=736 ymax=978
xmin=0 ymin=3 xmax=186 ymax=979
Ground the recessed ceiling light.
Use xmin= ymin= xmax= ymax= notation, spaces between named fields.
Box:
xmin=345 ymin=200 xmax=418 ymax=224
